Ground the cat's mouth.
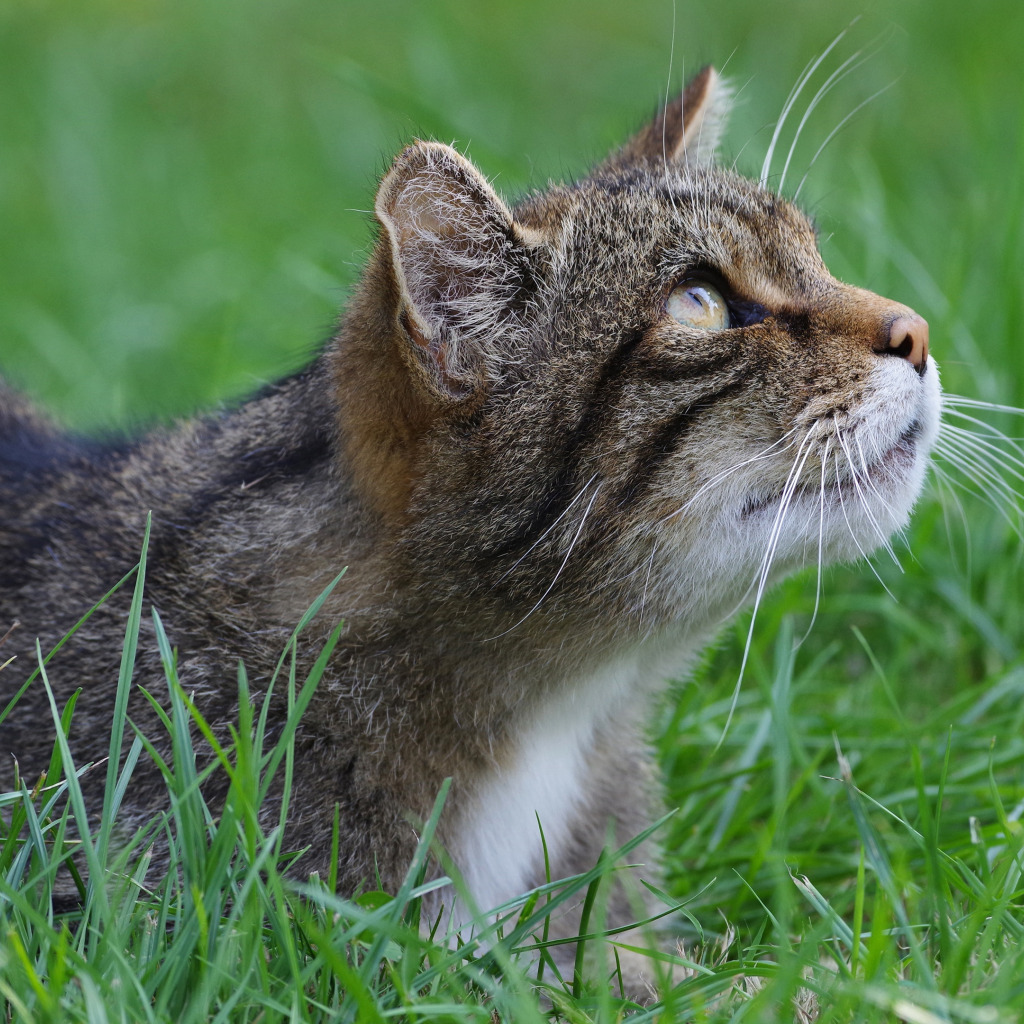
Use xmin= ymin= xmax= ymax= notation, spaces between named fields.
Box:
xmin=738 ymin=419 xmax=923 ymax=520
xmin=860 ymin=419 xmax=924 ymax=478
xmin=738 ymin=482 xmax=817 ymax=519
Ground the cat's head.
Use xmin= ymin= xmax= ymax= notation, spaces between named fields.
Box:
xmin=334 ymin=67 xmax=940 ymax=640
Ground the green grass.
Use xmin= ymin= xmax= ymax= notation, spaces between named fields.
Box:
xmin=1 ymin=0 xmax=1024 ymax=1020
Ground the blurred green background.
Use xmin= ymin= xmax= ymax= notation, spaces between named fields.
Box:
xmin=1 ymin=0 xmax=1021 ymax=430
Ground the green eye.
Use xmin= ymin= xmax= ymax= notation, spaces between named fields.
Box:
xmin=667 ymin=279 xmax=730 ymax=331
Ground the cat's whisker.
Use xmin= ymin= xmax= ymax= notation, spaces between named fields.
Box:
xmin=928 ymin=462 xmax=975 ymax=573
xmin=942 ymin=394 xmax=1024 ymax=417
xmin=760 ymin=26 xmax=850 ymax=188
xmin=936 ymin=428 xmax=1024 ymax=498
xmin=833 ymin=448 xmax=898 ymax=600
xmin=835 ymin=430 xmax=901 ymax=568
xmin=793 ymin=83 xmax=895 ymax=203
xmin=853 ymin=434 xmax=903 ymax=524
xmin=942 ymin=402 xmax=1024 ymax=436
xmin=719 ymin=429 xmax=815 ymax=624
xmin=932 ymin=436 xmax=1024 ymax=538
xmin=939 ymin=423 xmax=1024 ymax=484
xmin=795 ymin=437 xmax=833 ymax=649
xmin=638 ymin=540 xmax=659 ymax=630
xmin=936 ymin=465 xmax=1024 ymax=534
xmin=660 ymin=0 xmax=678 ymax=179
xmin=720 ymin=430 xmax=816 ymax=743
xmin=932 ymin=462 xmax=1024 ymax=541
xmin=936 ymin=420 xmax=1024 ymax=522
xmin=485 ymin=483 xmax=603 ymax=641
xmin=589 ymin=559 xmax=647 ymax=592
xmin=835 ymin=428 xmax=901 ymax=565
xmin=851 ymin=429 xmax=873 ymax=477
xmin=779 ymin=46 xmax=868 ymax=194
xmin=657 ymin=428 xmax=800 ymax=526
xmin=743 ymin=431 xmax=816 ymax=607
xmin=493 ymin=473 xmax=600 ymax=585
xmin=935 ymin=440 xmax=1023 ymax=502
xmin=940 ymin=411 xmax=1024 ymax=460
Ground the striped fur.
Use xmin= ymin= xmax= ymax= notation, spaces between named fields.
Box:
xmin=0 ymin=67 xmax=940 ymax=995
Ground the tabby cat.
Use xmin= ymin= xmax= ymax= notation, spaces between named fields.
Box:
xmin=0 ymin=67 xmax=938 ymax=993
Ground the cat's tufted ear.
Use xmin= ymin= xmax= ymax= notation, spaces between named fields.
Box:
xmin=600 ymin=66 xmax=730 ymax=172
xmin=375 ymin=141 xmax=539 ymax=402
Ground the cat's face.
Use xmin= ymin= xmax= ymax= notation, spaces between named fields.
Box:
xmin=506 ymin=165 xmax=937 ymax=609
xmin=336 ymin=69 xmax=940 ymax=642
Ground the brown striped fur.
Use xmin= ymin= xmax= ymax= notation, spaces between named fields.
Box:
xmin=0 ymin=68 xmax=940 ymax=996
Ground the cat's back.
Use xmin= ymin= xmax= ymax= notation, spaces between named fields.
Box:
xmin=0 ymin=358 xmax=352 ymax=682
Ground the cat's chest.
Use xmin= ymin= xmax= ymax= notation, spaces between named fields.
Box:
xmin=446 ymin=640 xmax=689 ymax=920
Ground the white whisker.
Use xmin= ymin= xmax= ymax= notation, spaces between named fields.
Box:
xmin=941 ymin=411 xmax=1024 ymax=454
xmin=494 ymin=473 xmax=599 ymax=585
xmin=796 ymin=436 xmax=833 ymax=648
xmin=942 ymin=395 xmax=1024 ymax=417
xmin=835 ymin=430 xmax=900 ymax=568
xmin=760 ymin=25 xmax=851 ymax=188
xmin=658 ymin=429 xmax=799 ymax=526
xmin=833 ymin=446 xmax=898 ymax=600
xmin=486 ymin=483 xmax=603 ymax=640
xmin=638 ymin=540 xmax=659 ymax=628
xmin=778 ymin=47 xmax=867 ymax=194
xmin=933 ymin=435 xmax=1024 ymax=538
xmin=942 ymin=403 xmax=1024 ymax=434
xmin=936 ymin=431 xmax=1024 ymax=496
xmin=940 ymin=423 xmax=1024 ymax=484
xmin=719 ymin=429 xmax=816 ymax=746
xmin=793 ymin=82 xmax=894 ymax=202
xmin=928 ymin=462 xmax=974 ymax=575
xmin=853 ymin=434 xmax=903 ymax=522
xmin=661 ymin=0 xmax=677 ymax=175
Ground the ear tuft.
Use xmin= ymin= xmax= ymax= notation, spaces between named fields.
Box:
xmin=600 ymin=66 xmax=732 ymax=172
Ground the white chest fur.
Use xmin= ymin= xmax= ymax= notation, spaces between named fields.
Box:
xmin=447 ymin=640 xmax=692 ymax=924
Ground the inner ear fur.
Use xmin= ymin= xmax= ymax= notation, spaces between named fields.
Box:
xmin=374 ymin=141 xmax=538 ymax=403
xmin=600 ymin=65 xmax=730 ymax=172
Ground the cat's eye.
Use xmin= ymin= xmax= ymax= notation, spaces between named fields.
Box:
xmin=666 ymin=279 xmax=730 ymax=331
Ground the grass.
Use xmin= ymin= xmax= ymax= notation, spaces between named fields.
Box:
xmin=2 ymin=0 xmax=1024 ymax=1020
xmin=5 ymin=539 xmax=1023 ymax=1021
xmin=4 ymin=548 xmax=1024 ymax=1021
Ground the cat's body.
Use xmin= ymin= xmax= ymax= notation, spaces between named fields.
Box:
xmin=0 ymin=68 xmax=939 ymax=990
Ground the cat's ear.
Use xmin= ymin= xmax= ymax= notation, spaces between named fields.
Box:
xmin=601 ymin=66 xmax=730 ymax=171
xmin=375 ymin=141 xmax=537 ymax=401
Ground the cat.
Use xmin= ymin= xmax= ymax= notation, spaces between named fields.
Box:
xmin=0 ymin=66 xmax=939 ymax=995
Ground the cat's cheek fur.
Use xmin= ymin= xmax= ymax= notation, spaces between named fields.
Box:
xmin=643 ymin=356 xmax=941 ymax=616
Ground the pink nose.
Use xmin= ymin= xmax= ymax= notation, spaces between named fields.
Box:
xmin=886 ymin=315 xmax=929 ymax=374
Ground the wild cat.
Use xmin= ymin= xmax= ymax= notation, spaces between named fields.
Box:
xmin=0 ymin=67 xmax=941 ymax=992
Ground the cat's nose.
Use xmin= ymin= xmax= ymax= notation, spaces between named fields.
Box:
xmin=884 ymin=315 xmax=929 ymax=375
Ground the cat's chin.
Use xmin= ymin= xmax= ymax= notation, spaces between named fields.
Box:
xmin=734 ymin=432 xmax=929 ymax=525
